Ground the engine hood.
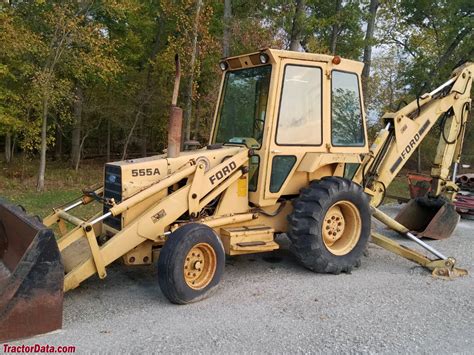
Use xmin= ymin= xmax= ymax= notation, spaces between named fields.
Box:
xmin=105 ymin=145 xmax=247 ymax=199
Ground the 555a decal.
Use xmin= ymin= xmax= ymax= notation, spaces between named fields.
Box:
xmin=131 ymin=168 xmax=161 ymax=177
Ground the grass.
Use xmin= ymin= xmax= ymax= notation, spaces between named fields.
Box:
xmin=385 ymin=175 xmax=410 ymax=203
xmin=0 ymin=157 xmax=104 ymax=218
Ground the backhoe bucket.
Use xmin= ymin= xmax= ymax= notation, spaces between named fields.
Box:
xmin=0 ymin=200 xmax=63 ymax=342
xmin=394 ymin=197 xmax=460 ymax=240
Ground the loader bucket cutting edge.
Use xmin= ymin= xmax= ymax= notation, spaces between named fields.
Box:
xmin=0 ymin=199 xmax=64 ymax=342
xmin=394 ymin=197 xmax=460 ymax=240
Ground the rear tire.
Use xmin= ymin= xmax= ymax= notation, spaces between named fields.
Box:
xmin=158 ymin=223 xmax=225 ymax=304
xmin=287 ymin=177 xmax=370 ymax=274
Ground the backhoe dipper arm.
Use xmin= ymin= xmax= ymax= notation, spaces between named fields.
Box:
xmin=354 ymin=62 xmax=473 ymax=206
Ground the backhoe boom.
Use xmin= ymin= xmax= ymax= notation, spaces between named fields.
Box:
xmin=354 ymin=62 xmax=473 ymax=206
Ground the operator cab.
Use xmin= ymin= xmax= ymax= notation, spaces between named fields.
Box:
xmin=211 ymin=49 xmax=369 ymax=207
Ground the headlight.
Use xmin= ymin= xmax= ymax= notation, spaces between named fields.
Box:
xmin=219 ymin=61 xmax=228 ymax=71
xmin=259 ymin=53 xmax=269 ymax=64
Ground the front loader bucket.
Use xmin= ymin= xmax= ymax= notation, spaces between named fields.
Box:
xmin=394 ymin=197 xmax=460 ymax=240
xmin=0 ymin=200 xmax=64 ymax=342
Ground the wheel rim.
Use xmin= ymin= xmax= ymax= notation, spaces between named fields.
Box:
xmin=183 ymin=243 xmax=217 ymax=290
xmin=322 ymin=200 xmax=361 ymax=256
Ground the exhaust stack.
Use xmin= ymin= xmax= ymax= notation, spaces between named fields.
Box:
xmin=168 ymin=54 xmax=183 ymax=158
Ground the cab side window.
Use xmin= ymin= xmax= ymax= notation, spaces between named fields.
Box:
xmin=276 ymin=65 xmax=322 ymax=145
xmin=331 ymin=71 xmax=364 ymax=146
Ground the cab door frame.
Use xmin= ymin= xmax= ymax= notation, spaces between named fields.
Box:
xmin=263 ymin=57 xmax=329 ymax=203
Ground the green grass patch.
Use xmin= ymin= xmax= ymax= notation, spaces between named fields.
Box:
xmin=384 ymin=175 xmax=410 ymax=203
xmin=0 ymin=158 xmax=104 ymax=218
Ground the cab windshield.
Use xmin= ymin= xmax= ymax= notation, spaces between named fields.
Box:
xmin=214 ymin=65 xmax=272 ymax=149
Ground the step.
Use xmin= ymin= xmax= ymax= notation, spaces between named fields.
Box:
xmin=220 ymin=225 xmax=279 ymax=255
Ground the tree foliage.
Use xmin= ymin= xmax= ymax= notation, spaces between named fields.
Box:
xmin=0 ymin=0 xmax=472 ymax=185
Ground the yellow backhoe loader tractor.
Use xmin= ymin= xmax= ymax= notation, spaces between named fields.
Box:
xmin=0 ymin=50 xmax=471 ymax=341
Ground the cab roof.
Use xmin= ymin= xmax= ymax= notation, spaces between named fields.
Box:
xmin=222 ymin=48 xmax=364 ymax=75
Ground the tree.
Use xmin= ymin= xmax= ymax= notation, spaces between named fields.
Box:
xmin=70 ymin=86 xmax=83 ymax=168
xmin=121 ymin=10 xmax=166 ymax=160
xmin=1 ymin=0 xmax=471 ymax=176
xmin=223 ymin=0 xmax=232 ymax=57
xmin=361 ymin=0 xmax=379 ymax=101
xmin=0 ymin=6 xmax=41 ymax=163
xmin=304 ymin=0 xmax=365 ymax=58
xmin=3 ymin=1 xmax=120 ymax=189
xmin=329 ymin=0 xmax=342 ymax=54
xmin=184 ymin=0 xmax=203 ymax=142
xmin=371 ymin=0 xmax=473 ymax=170
xmin=289 ymin=0 xmax=306 ymax=51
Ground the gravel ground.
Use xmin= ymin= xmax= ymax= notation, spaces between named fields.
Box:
xmin=9 ymin=204 xmax=474 ymax=353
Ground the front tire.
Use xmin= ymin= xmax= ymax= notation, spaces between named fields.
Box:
xmin=287 ymin=177 xmax=371 ymax=274
xmin=158 ymin=223 xmax=225 ymax=304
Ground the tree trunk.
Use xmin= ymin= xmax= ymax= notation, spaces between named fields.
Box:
xmin=184 ymin=0 xmax=203 ymax=142
xmin=75 ymin=134 xmax=88 ymax=172
xmin=289 ymin=0 xmax=305 ymax=51
xmin=54 ymin=121 xmax=62 ymax=161
xmin=329 ymin=0 xmax=342 ymax=54
xmin=223 ymin=0 xmax=232 ymax=57
xmin=71 ymin=86 xmax=83 ymax=168
xmin=193 ymin=98 xmax=201 ymax=141
xmin=122 ymin=108 xmax=143 ymax=160
xmin=361 ymin=0 xmax=379 ymax=102
xmin=5 ymin=132 xmax=12 ymax=163
xmin=106 ymin=119 xmax=111 ymax=162
xmin=37 ymin=97 xmax=49 ymax=191
xmin=11 ymin=134 xmax=16 ymax=161
xmin=436 ymin=27 xmax=471 ymax=69
xmin=140 ymin=118 xmax=147 ymax=157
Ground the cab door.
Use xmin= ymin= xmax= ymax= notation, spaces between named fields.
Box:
xmin=264 ymin=59 xmax=327 ymax=201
